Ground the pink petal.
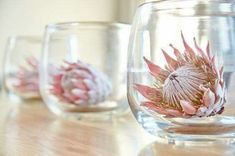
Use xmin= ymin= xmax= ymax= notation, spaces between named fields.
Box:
xmin=72 ymin=79 xmax=88 ymax=90
xmin=181 ymin=31 xmax=195 ymax=59
xmin=53 ymin=74 xmax=63 ymax=82
xmin=141 ymin=101 xmax=169 ymax=115
xmin=74 ymin=70 xmax=92 ymax=79
xmin=51 ymin=84 xmax=63 ymax=94
xmin=180 ymin=100 xmax=196 ymax=115
xmin=193 ymin=37 xmax=208 ymax=61
xmin=161 ymin=49 xmax=178 ymax=70
xmin=71 ymin=89 xmax=89 ymax=100
xmin=143 ymin=57 xmax=168 ymax=78
xmin=199 ymin=85 xmax=207 ymax=92
xmin=134 ymin=84 xmax=161 ymax=102
xmin=215 ymin=80 xmax=223 ymax=97
xmin=206 ymin=41 xmax=212 ymax=60
xmin=219 ymin=66 xmax=224 ymax=79
xmin=169 ymin=44 xmax=182 ymax=60
xmin=215 ymin=68 xmax=220 ymax=79
xmin=210 ymin=57 xmax=219 ymax=77
xmin=63 ymin=92 xmax=77 ymax=101
xmin=27 ymin=57 xmax=38 ymax=68
xmin=61 ymin=97 xmax=72 ymax=103
xmin=203 ymin=89 xmax=215 ymax=107
xmin=83 ymin=79 xmax=96 ymax=90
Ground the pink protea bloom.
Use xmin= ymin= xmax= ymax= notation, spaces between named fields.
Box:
xmin=14 ymin=57 xmax=40 ymax=96
xmin=51 ymin=60 xmax=112 ymax=105
xmin=135 ymin=32 xmax=226 ymax=118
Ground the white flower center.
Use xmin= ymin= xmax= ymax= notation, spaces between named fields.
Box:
xmin=163 ymin=64 xmax=208 ymax=108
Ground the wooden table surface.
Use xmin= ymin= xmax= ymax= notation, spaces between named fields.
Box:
xmin=0 ymin=93 xmax=235 ymax=156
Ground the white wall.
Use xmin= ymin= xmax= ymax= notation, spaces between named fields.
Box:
xmin=0 ymin=0 xmax=119 ymax=63
xmin=0 ymin=0 xmax=150 ymax=67
xmin=118 ymin=0 xmax=146 ymax=23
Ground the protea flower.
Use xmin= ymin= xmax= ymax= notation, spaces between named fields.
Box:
xmin=135 ymin=32 xmax=226 ymax=118
xmin=51 ymin=60 xmax=112 ymax=105
xmin=14 ymin=57 xmax=40 ymax=97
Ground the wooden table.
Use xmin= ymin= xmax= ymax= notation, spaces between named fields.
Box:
xmin=0 ymin=93 xmax=235 ymax=156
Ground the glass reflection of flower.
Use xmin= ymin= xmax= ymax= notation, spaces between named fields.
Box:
xmin=51 ymin=60 xmax=112 ymax=106
xmin=14 ymin=57 xmax=40 ymax=98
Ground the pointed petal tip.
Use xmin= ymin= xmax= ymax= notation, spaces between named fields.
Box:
xmin=161 ymin=48 xmax=178 ymax=69
xmin=180 ymin=31 xmax=186 ymax=42
xmin=169 ymin=44 xmax=175 ymax=50
xmin=215 ymin=80 xmax=223 ymax=97
xmin=180 ymin=31 xmax=195 ymax=58
xmin=143 ymin=56 xmax=166 ymax=77
xmin=180 ymin=30 xmax=183 ymax=36
xmin=206 ymin=40 xmax=213 ymax=60
xmin=207 ymin=40 xmax=210 ymax=48
xmin=161 ymin=48 xmax=169 ymax=55
xmin=143 ymin=56 xmax=148 ymax=62
xmin=193 ymin=37 xmax=198 ymax=46
xmin=161 ymin=48 xmax=166 ymax=55
xmin=193 ymin=37 xmax=198 ymax=48
xmin=193 ymin=37 xmax=196 ymax=44
xmin=143 ymin=56 xmax=152 ymax=64
xmin=169 ymin=43 xmax=182 ymax=59
xmin=143 ymin=56 xmax=153 ymax=67
xmin=133 ymin=83 xmax=142 ymax=90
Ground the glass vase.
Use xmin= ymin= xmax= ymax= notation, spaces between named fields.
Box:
xmin=3 ymin=36 xmax=42 ymax=102
xmin=40 ymin=22 xmax=130 ymax=120
xmin=127 ymin=0 xmax=235 ymax=143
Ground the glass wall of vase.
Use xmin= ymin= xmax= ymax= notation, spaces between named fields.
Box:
xmin=3 ymin=36 xmax=42 ymax=102
xmin=40 ymin=22 xmax=130 ymax=119
xmin=127 ymin=0 xmax=235 ymax=143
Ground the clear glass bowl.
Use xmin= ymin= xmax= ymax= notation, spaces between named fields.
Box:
xmin=127 ymin=0 xmax=235 ymax=143
xmin=3 ymin=36 xmax=42 ymax=102
xmin=40 ymin=22 xmax=130 ymax=120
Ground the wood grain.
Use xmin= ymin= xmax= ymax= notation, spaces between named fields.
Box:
xmin=0 ymin=94 xmax=154 ymax=156
xmin=0 ymin=93 xmax=235 ymax=156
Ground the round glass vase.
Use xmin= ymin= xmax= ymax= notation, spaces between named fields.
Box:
xmin=40 ymin=22 xmax=130 ymax=120
xmin=3 ymin=36 xmax=42 ymax=102
xmin=127 ymin=0 xmax=235 ymax=143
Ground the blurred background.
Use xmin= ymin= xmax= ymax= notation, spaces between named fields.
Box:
xmin=0 ymin=0 xmax=151 ymax=68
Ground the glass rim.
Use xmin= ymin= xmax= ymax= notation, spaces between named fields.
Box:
xmin=46 ymin=21 xmax=131 ymax=31
xmin=139 ymin=0 xmax=235 ymax=7
xmin=138 ymin=0 xmax=235 ymax=15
